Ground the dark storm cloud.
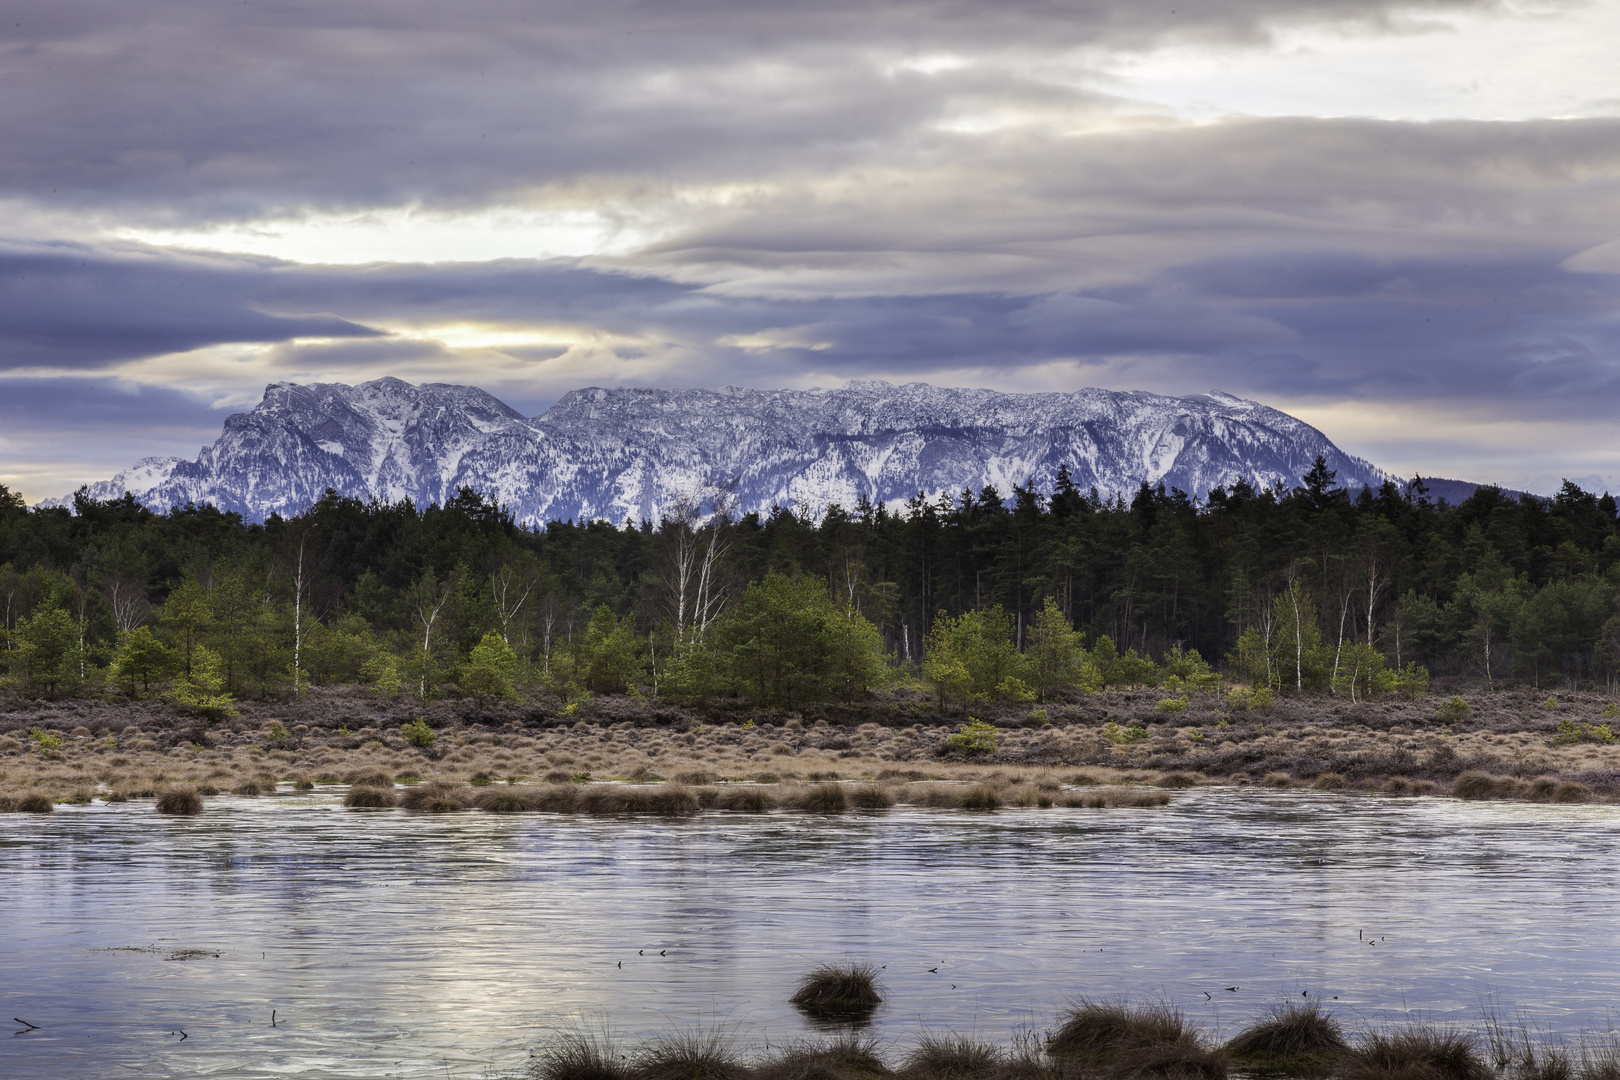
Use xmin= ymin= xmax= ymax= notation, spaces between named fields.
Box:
xmin=16 ymin=235 xmax=1617 ymax=418
xmin=0 ymin=0 xmax=1517 ymax=218
xmin=0 ymin=241 xmax=379 ymax=368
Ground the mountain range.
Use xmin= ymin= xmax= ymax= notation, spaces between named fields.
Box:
xmin=52 ymin=377 xmax=1392 ymax=525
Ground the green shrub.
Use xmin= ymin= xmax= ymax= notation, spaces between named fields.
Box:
xmin=1542 ymin=695 xmax=1559 ymax=711
xmin=1102 ymin=721 xmax=1149 ymax=745
xmin=944 ymin=718 xmax=998 ymax=754
xmin=29 ymin=728 xmax=63 ymax=755
xmin=401 ymin=717 xmax=436 ymax=748
xmin=1435 ymin=696 xmax=1471 ymax=723
xmin=1249 ymin=687 xmax=1275 ymax=712
xmin=1154 ymin=696 xmax=1188 ymax=714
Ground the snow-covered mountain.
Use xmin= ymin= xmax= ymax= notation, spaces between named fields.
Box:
xmin=52 ymin=377 xmax=1390 ymax=524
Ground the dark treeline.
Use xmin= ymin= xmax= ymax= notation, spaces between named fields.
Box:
xmin=3 ymin=456 xmax=1619 ymax=709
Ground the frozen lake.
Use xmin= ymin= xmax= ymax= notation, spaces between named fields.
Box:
xmin=4 ymin=788 xmax=1618 ymax=1078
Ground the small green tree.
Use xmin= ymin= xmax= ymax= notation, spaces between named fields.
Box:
xmin=112 ymin=626 xmax=176 ymax=696
xmin=15 ymin=605 xmax=81 ymax=698
xmin=166 ymin=645 xmax=237 ymax=719
xmin=1024 ymin=598 xmax=1092 ymax=700
xmin=576 ymin=605 xmax=644 ymax=694
xmin=922 ymin=607 xmax=1026 ymax=709
xmin=945 ymin=718 xmax=998 ymax=754
xmin=463 ymin=631 xmax=520 ymax=703
xmin=159 ymin=570 xmax=212 ymax=678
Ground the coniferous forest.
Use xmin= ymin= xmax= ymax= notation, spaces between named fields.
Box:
xmin=3 ymin=456 xmax=1619 ymax=711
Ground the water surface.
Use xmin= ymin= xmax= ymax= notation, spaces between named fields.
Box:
xmin=4 ymin=789 xmax=1617 ymax=1079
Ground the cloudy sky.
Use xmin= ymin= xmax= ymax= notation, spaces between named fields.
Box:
xmin=2 ymin=0 xmax=1619 ymax=500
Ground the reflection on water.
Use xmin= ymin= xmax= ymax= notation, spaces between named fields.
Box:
xmin=3 ymin=790 xmax=1618 ymax=1078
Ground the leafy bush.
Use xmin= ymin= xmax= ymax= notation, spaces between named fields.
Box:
xmin=401 ymin=717 xmax=437 ymax=748
xmin=944 ymin=718 xmax=998 ymax=754
xmin=29 ymin=728 xmax=63 ymax=755
xmin=1102 ymin=721 xmax=1149 ymax=745
xmin=1154 ymin=696 xmax=1189 ymax=714
xmin=166 ymin=646 xmax=237 ymax=719
xmin=1435 ymin=696 xmax=1471 ymax=722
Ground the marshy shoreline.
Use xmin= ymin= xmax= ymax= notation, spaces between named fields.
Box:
xmin=4 ymin=684 xmax=1620 ymax=812
xmin=527 ymin=982 xmax=1620 ymax=1080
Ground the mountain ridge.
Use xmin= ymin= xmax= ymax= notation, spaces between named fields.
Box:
xmin=49 ymin=377 xmax=1394 ymax=524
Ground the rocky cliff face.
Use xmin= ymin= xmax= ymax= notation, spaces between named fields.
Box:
xmin=55 ymin=377 xmax=1388 ymax=523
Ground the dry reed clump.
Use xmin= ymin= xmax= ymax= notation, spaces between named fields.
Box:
xmin=344 ymin=786 xmax=397 ymax=808
xmin=346 ymin=770 xmax=395 ymax=788
xmin=1452 ymin=772 xmax=1523 ymax=801
xmin=1047 ymin=1000 xmax=1226 ymax=1080
xmin=1263 ymin=772 xmax=1294 ymax=788
xmin=714 ymin=786 xmax=777 ymax=813
xmin=905 ymin=783 xmax=1001 ymax=811
xmin=7 ymin=792 xmax=55 ymax=813
xmin=577 ymin=783 xmax=700 ymax=816
xmin=529 ymin=1031 xmax=631 ymax=1080
xmin=474 ymin=787 xmax=537 ymax=814
xmin=896 ymin=1036 xmax=1008 ymax=1080
xmin=1342 ymin=1026 xmax=1489 ymax=1080
xmin=155 ymin=787 xmax=204 ymax=815
xmin=789 ymin=963 xmax=884 ymax=1022
xmin=1312 ymin=774 xmax=1348 ymax=791
xmin=398 ymin=780 xmax=471 ymax=812
xmin=791 ymin=784 xmax=851 ymax=814
xmin=849 ymin=784 xmax=896 ymax=810
xmin=1224 ymin=1001 xmax=1348 ymax=1077
xmin=1059 ymin=788 xmax=1171 ymax=809
xmin=753 ymin=1035 xmax=890 ymax=1080
xmin=232 ymin=779 xmax=267 ymax=796
xmin=1156 ymin=772 xmax=1200 ymax=789
xmin=631 ymin=1032 xmax=750 ymax=1080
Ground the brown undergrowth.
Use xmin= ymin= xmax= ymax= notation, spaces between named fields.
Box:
xmin=5 ymin=685 xmax=1620 ymax=809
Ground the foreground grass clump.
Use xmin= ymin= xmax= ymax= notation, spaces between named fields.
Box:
xmin=399 ymin=780 xmax=470 ymax=812
xmin=2 ymin=792 xmax=56 ymax=813
xmin=790 ymin=963 xmax=884 ymax=1022
xmin=155 ymin=787 xmax=204 ymax=815
xmin=755 ymin=1035 xmax=889 ymax=1080
xmin=577 ymin=783 xmax=700 ymax=816
xmin=531 ymin=1031 xmax=631 ymax=1080
xmin=1224 ymin=1001 xmax=1348 ymax=1076
xmin=1047 ymin=1000 xmax=1225 ymax=1080
xmin=633 ymin=1032 xmax=750 ymax=1080
xmin=792 ymin=784 xmax=850 ymax=814
xmin=898 ymin=1036 xmax=1006 ymax=1080
xmin=344 ymin=786 xmax=397 ymax=808
xmin=1342 ymin=1026 xmax=1488 ymax=1080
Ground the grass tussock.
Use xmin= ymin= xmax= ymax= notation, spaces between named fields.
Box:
xmin=398 ymin=780 xmax=471 ymax=812
xmin=577 ymin=783 xmax=700 ymax=816
xmin=1047 ymin=1000 xmax=1226 ymax=1080
xmin=344 ymin=786 xmax=397 ymax=808
xmin=754 ymin=1035 xmax=890 ymax=1080
xmin=530 ymin=1031 xmax=631 ymax=1080
xmin=791 ymin=784 xmax=850 ymax=814
xmin=849 ymin=784 xmax=896 ymax=810
xmin=632 ymin=1031 xmax=750 ymax=1080
xmin=714 ymin=786 xmax=777 ymax=813
xmin=1343 ymin=1026 xmax=1489 ymax=1080
xmin=7 ymin=791 xmax=55 ymax=813
xmin=897 ymin=1036 xmax=1008 ymax=1080
xmin=790 ymin=963 xmax=884 ymax=1022
xmin=1059 ymin=788 xmax=1171 ymax=809
xmin=1224 ymin=1001 xmax=1348 ymax=1076
xmin=346 ymin=770 xmax=395 ymax=788
xmin=155 ymin=787 xmax=203 ymax=815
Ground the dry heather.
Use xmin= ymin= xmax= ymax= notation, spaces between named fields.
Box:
xmin=4 ymin=684 xmax=1620 ymax=810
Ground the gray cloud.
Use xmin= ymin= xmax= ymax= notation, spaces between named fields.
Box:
xmin=0 ymin=0 xmax=1519 ymax=219
xmin=0 ymin=241 xmax=378 ymax=368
